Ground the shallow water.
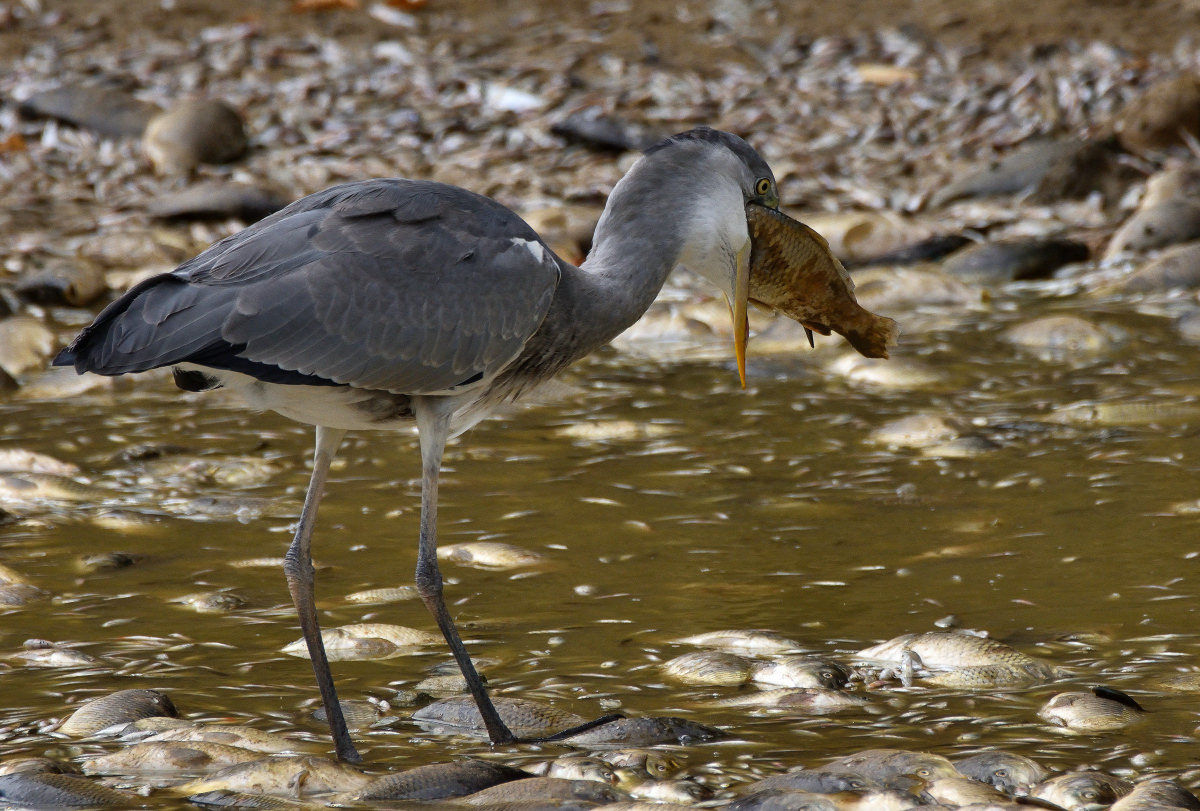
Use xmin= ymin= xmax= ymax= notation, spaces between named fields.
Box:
xmin=4 ymin=288 xmax=1200 ymax=803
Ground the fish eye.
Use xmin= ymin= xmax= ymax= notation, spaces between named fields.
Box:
xmin=1083 ymin=791 xmax=1097 ymax=799
xmin=755 ymin=177 xmax=772 ymax=196
xmin=994 ymin=770 xmax=1007 ymax=777
xmin=916 ymin=769 xmax=930 ymax=777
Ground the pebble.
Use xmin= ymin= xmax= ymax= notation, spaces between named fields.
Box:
xmin=143 ymin=100 xmax=248 ymax=174
xmin=18 ymin=83 xmax=162 ymax=138
xmin=1114 ymin=73 xmax=1200 ymax=154
xmin=942 ymin=238 xmax=1089 ymax=284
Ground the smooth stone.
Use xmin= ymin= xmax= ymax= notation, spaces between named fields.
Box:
xmin=1002 ymin=315 xmax=1113 ymax=359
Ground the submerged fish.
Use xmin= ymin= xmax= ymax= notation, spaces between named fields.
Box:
xmin=704 ymin=687 xmax=867 ymax=712
xmin=0 ymin=773 xmax=133 ymax=808
xmin=726 ymin=788 xmax=841 ymax=811
xmin=351 ymin=759 xmax=529 ymax=801
xmin=459 ymin=777 xmax=628 ymax=805
xmin=141 ymin=725 xmax=301 ymax=754
xmin=176 ymin=756 xmax=371 ymax=797
xmin=1109 ymin=780 xmax=1200 ymax=810
xmin=281 ymin=623 xmax=440 ymax=661
xmin=744 ymin=771 xmax=880 ymax=795
xmin=60 ymin=689 xmax=178 ymax=736
xmin=81 ymin=742 xmax=263 ymax=776
xmin=661 ymin=651 xmax=754 ymax=686
xmin=411 ymin=696 xmax=585 ymax=737
xmin=556 ymin=717 xmax=724 ymax=747
xmin=671 ymin=630 xmax=801 ymax=653
xmin=1031 ymin=772 xmax=1132 ymax=810
xmin=746 ymin=204 xmax=899 ymax=359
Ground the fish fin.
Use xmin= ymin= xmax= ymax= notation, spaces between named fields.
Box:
xmin=842 ymin=314 xmax=901 ymax=359
xmin=1091 ymin=685 xmax=1145 ymax=711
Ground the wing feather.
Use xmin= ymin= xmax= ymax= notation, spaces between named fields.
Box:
xmin=59 ymin=179 xmax=561 ymax=394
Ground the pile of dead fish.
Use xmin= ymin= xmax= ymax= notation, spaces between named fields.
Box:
xmin=0 ymin=677 xmax=1195 ymax=810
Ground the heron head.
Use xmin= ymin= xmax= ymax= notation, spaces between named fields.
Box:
xmin=642 ymin=127 xmax=778 ymax=386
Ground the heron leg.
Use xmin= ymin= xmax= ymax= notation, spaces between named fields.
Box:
xmin=282 ymin=425 xmax=361 ymax=764
xmin=412 ymin=396 xmax=518 ymax=744
xmin=411 ymin=397 xmax=625 ymax=746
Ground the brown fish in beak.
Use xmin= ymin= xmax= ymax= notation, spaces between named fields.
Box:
xmin=746 ymin=204 xmax=900 ymax=359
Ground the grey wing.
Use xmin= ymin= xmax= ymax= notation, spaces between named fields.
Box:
xmin=59 ymin=180 xmax=561 ymax=394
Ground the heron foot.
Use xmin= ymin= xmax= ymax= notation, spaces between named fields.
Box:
xmin=509 ymin=712 xmax=626 ymax=745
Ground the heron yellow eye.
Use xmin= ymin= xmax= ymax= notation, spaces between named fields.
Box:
xmin=755 ymin=178 xmax=771 ymax=196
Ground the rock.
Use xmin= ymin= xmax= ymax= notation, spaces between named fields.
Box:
xmin=551 ymin=108 xmax=666 ymax=151
xmin=143 ymin=100 xmax=248 ymax=174
xmin=1115 ymin=73 xmax=1200 ymax=154
xmin=147 ymin=182 xmax=289 ymax=223
xmin=1111 ymin=241 xmax=1200 ymax=292
xmin=1105 ymin=200 xmax=1200 ymax=257
xmin=942 ymin=238 xmax=1089 ymax=284
xmin=1002 ymin=315 xmax=1113 ymax=360
xmin=930 ymin=139 xmax=1125 ymax=208
xmin=14 ymin=262 xmax=107 ymax=307
xmin=18 ymin=83 xmax=162 ymax=138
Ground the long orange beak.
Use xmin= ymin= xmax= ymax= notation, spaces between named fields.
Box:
xmin=731 ymin=244 xmax=751 ymax=389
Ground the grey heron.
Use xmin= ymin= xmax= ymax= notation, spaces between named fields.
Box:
xmin=56 ymin=127 xmax=781 ymax=763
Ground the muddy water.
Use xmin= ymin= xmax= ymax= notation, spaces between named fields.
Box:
xmin=3 ymin=288 xmax=1200 ymax=801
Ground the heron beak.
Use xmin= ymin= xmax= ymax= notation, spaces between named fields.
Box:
xmin=730 ymin=243 xmax=751 ymax=389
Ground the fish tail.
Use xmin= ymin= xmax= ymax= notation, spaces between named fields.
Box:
xmin=842 ymin=313 xmax=901 ymax=359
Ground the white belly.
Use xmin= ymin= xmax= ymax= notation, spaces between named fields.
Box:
xmin=179 ymin=365 xmax=501 ymax=437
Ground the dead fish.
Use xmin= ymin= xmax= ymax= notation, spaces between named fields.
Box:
xmin=14 ymin=262 xmax=107 ymax=308
xmin=744 ymin=771 xmax=880 ymax=795
xmin=597 ymin=751 xmax=682 ymax=779
xmin=1149 ymin=671 xmax=1200 ymax=692
xmin=627 ymin=779 xmax=713 ymax=803
xmin=460 ymin=777 xmax=628 ymax=805
xmin=1031 ymin=772 xmax=1132 ymax=811
xmin=171 ymin=592 xmax=248 ymax=613
xmin=823 ymin=750 xmax=959 ymax=788
xmin=868 ymin=415 xmax=960 ymax=450
xmin=952 ymin=751 xmax=1046 ymax=795
xmin=798 ymin=211 xmax=933 ymax=264
xmin=551 ymin=108 xmax=665 ymax=152
xmin=281 ymin=623 xmax=440 ymax=660
xmin=81 ymin=741 xmax=263 ymax=775
xmin=921 ymin=436 xmax=999 ymax=459
xmin=342 ymin=586 xmax=418 ymax=604
xmin=147 ymin=182 xmax=289 ymax=223
xmin=1001 ymin=316 xmax=1114 ymax=360
xmin=1037 ymin=686 xmax=1146 ymax=732
xmin=843 ymin=235 xmax=973 ymax=269
xmin=919 ymin=776 xmax=1007 ymax=807
xmin=535 ymin=758 xmax=616 ymax=785
xmin=187 ymin=790 xmax=325 ymax=811
xmin=705 ymin=688 xmax=866 ymax=711
xmin=413 ymin=674 xmax=470 ymax=696
xmin=942 ymin=238 xmax=1088 ymax=284
xmin=141 ymin=725 xmax=299 ymax=755
xmin=310 ymin=699 xmax=385 ymax=730
xmin=556 ymin=717 xmax=724 ymax=747
xmin=726 ymin=789 xmax=841 ymax=811
xmin=176 ymin=756 xmax=371 ymax=797
xmin=750 ymin=657 xmax=851 ymax=689
xmin=852 ymin=268 xmax=977 ymax=311
xmin=1105 ymin=200 xmax=1200 ymax=257
xmin=9 ymin=640 xmax=101 ymax=669
xmin=555 ymin=421 xmax=676 ymax=441
xmin=77 ymin=553 xmax=141 ymax=573
xmin=857 ymin=632 xmax=1056 ymax=687
xmin=1114 ymin=73 xmax=1200 ymax=154
xmin=60 ymin=689 xmax=178 ymax=736
xmin=746 ymin=204 xmax=899 ymax=359
xmin=1051 ymin=400 xmax=1200 ymax=427
xmin=0 ymin=759 xmax=73 ymax=776
xmin=0 ymin=474 xmax=111 ymax=504
xmin=170 ymin=495 xmax=290 ymax=520
xmin=1109 ymin=780 xmax=1200 ymax=810
xmin=411 ymin=696 xmax=585 ymax=737
xmin=0 ymin=316 xmax=55 ymax=377
xmin=930 ymin=139 xmax=1122 ymax=208
xmin=0 ymin=772 xmax=134 ymax=808
xmin=0 ymin=450 xmax=78 ymax=476
xmin=0 ymin=583 xmax=49 ymax=606
xmin=91 ymin=508 xmax=161 ymax=535
xmin=1110 ymin=241 xmax=1200 ymax=293
xmin=661 ymin=651 xmax=754 ymax=686
xmin=671 ymin=630 xmax=801 ymax=653
xmin=351 ymin=759 xmax=530 ymax=801
xmin=828 ymin=355 xmax=945 ymax=390
xmin=143 ymin=99 xmax=248 ymax=174
xmin=18 ymin=83 xmax=162 ymax=137
xmin=437 ymin=542 xmax=544 ymax=570
xmin=14 ymin=368 xmax=115 ymax=401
